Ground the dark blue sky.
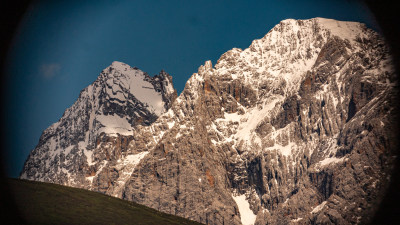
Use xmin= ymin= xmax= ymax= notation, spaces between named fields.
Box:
xmin=3 ymin=0 xmax=377 ymax=177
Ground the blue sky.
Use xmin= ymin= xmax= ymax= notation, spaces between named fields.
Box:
xmin=3 ymin=0 xmax=377 ymax=177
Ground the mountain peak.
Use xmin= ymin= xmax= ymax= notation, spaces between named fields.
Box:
xmin=20 ymin=60 xmax=177 ymax=182
xmin=110 ymin=61 xmax=131 ymax=70
xmin=20 ymin=18 xmax=397 ymax=225
xmin=314 ymin=17 xmax=367 ymax=41
xmin=276 ymin=17 xmax=368 ymax=43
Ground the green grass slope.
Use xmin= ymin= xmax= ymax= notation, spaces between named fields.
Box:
xmin=6 ymin=178 xmax=203 ymax=225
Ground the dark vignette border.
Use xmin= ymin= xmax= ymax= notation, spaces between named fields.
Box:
xmin=0 ymin=0 xmax=399 ymax=224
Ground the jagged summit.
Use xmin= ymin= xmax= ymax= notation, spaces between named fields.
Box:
xmin=110 ymin=60 xmax=131 ymax=69
xmin=272 ymin=17 xmax=368 ymax=43
xmin=20 ymin=61 xmax=177 ymax=184
xmin=21 ymin=18 xmax=397 ymax=225
xmin=99 ymin=61 xmax=174 ymax=116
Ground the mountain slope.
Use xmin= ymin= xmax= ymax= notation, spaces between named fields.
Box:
xmin=21 ymin=18 xmax=398 ymax=225
xmin=6 ymin=178 xmax=202 ymax=225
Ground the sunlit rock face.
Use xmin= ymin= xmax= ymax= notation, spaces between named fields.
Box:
xmin=21 ymin=18 xmax=398 ymax=225
xmin=20 ymin=61 xmax=177 ymax=186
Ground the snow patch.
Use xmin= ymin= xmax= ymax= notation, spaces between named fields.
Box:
xmin=311 ymin=201 xmax=327 ymax=214
xmin=265 ymin=142 xmax=296 ymax=156
xmin=109 ymin=151 xmax=149 ymax=197
xmin=96 ymin=114 xmax=133 ymax=135
xmin=232 ymin=194 xmax=257 ymax=225
xmin=291 ymin=218 xmax=303 ymax=223
xmin=315 ymin=17 xmax=364 ymax=43
xmin=319 ymin=157 xmax=345 ymax=166
xmin=80 ymin=142 xmax=95 ymax=166
xmin=123 ymin=151 xmax=149 ymax=166
xmin=64 ymin=145 xmax=74 ymax=156
xmin=108 ymin=61 xmax=165 ymax=115
xmin=221 ymin=97 xmax=282 ymax=147
xmin=167 ymin=120 xmax=175 ymax=129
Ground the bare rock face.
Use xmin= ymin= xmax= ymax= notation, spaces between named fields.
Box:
xmin=21 ymin=18 xmax=398 ymax=225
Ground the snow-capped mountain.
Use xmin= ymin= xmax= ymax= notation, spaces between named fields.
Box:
xmin=21 ymin=18 xmax=398 ymax=225
xmin=20 ymin=61 xmax=177 ymax=186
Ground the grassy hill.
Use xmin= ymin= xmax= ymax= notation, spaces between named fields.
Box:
xmin=4 ymin=178 xmax=203 ymax=225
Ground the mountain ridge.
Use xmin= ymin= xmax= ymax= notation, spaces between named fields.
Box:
xmin=20 ymin=17 xmax=398 ymax=225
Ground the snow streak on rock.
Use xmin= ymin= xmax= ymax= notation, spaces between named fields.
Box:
xmin=232 ymin=193 xmax=257 ymax=225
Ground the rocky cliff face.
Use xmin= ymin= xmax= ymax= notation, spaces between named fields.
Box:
xmin=21 ymin=18 xmax=398 ymax=225
xmin=20 ymin=61 xmax=177 ymax=187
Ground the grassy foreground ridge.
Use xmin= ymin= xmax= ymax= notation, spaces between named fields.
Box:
xmin=6 ymin=178 xmax=203 ymax=225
